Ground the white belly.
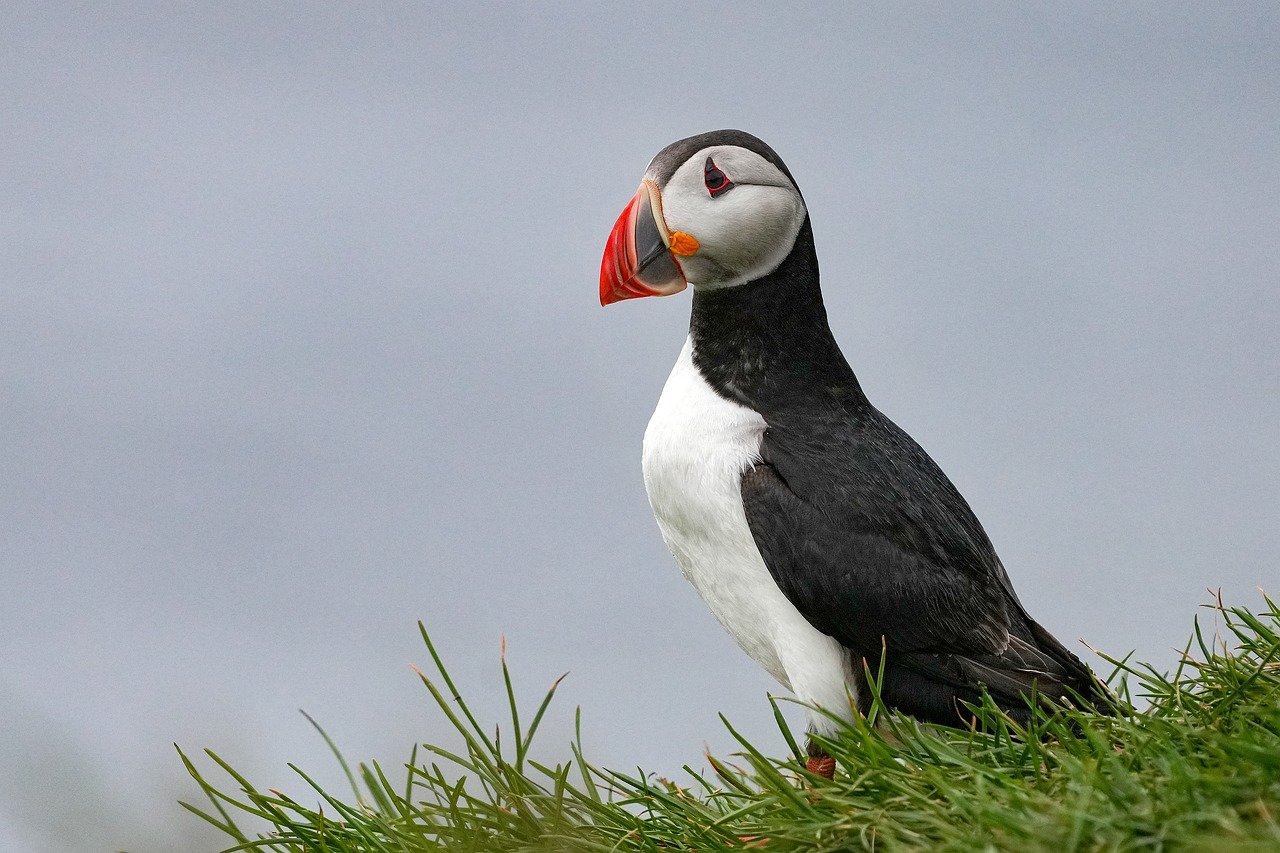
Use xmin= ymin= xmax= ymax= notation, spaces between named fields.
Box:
xmin=641 ymin=337 xmax=856 ymax=732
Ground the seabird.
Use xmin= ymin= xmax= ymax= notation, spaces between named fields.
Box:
xmin=599 ymin=130 xmax=1110 ymax=777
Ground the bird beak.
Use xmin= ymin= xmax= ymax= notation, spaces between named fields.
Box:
xmin=599 ymin=180 xmax=690 ymax=306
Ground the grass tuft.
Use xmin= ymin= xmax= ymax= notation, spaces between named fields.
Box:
xmin=181 ymin=595 xmax=1280 ymax=851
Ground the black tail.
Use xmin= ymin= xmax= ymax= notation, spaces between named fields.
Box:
xmin=861 ymin=618 xmax=1116 ymax=727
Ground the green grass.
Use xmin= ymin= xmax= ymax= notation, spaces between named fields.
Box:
xmin=180 ymin=595 xmax=1280 ymax=851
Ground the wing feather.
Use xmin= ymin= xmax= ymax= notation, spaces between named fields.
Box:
xmin=740 ymin=416 xmax=1106 ymax=718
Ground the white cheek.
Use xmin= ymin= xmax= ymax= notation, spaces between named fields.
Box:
xmin=665 ymin=186 xmax=805 ymax=288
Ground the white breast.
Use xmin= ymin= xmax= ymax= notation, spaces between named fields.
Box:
xmin=641 ymin=337 xmax=857 ymax=733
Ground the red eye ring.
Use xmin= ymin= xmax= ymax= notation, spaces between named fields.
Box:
xmin=703 ymin=156 xmax=733 ymax=198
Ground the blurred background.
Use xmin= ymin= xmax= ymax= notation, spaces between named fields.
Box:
xmin=3 ymin=3 xmax=1277 ymax=849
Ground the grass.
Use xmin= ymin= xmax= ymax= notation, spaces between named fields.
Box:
xmin=180 ymin=595 xmax=1280 ymax=851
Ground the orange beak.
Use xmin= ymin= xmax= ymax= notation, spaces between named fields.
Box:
xmin=599 ymin=180 xmax=689 ymax=305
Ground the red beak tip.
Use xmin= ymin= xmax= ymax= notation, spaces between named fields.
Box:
xmin=599 ymin=182 xmax=687 ymax=306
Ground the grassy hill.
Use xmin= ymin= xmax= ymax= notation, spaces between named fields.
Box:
xmin=180 ymin=595 xmax=1280 ymax=851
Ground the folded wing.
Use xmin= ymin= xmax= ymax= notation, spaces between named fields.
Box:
xmin=741 ymin=417 xmax=1107 ymax=724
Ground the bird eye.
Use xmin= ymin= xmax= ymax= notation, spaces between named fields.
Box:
xmin=703 ymin=157 xmax=733 ymax=198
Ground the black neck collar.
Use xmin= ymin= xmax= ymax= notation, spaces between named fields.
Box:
xmin=688 ymin=218 xmax=867 ymax=420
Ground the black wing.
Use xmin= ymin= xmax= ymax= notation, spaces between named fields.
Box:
xmin=741 ymin=412 xmax=1104 ymax=722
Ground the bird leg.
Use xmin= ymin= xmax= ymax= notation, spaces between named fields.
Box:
xmin=805 ymin=737 xmax=836 ymax=779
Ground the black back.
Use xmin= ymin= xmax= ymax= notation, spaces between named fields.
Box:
xmin=688 ymin=199 xmax=1109 ymax=725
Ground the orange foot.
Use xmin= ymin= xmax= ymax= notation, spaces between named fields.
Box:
xmin=805 ymin=755 xmax=836 ymax=779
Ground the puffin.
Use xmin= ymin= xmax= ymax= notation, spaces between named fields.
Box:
xmin=599 ymin=130 xmax=1110 ymax=778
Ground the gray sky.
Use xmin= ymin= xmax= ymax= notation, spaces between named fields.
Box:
xmin=3 ymin=3 xmax=1277 ymax=850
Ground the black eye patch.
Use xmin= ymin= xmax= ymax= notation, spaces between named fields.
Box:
xmin=703 ymin=157 xmax=733 ymax=198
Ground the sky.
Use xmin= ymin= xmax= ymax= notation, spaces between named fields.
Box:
xmin=2 ymin=3 xmax=1278 ymax=850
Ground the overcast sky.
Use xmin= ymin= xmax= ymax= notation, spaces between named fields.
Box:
xmin=3 ymin=3 xmax=1278 ymax=850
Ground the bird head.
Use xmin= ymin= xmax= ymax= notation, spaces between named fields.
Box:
xmin=600 ymin=130 xmax=808 ymax=305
